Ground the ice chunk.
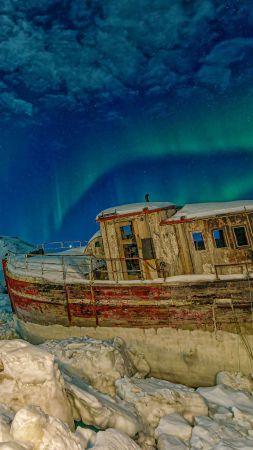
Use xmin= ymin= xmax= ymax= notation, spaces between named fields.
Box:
xmin=75 ymin=427 xmax=97 ymax=448
xmin=37 ymin=416 xmax=84 ymax=449
xmin=41 ymin=336 xmax=147 ymax=396
xmin=157 ymin=434 xmax=188 ymax=450
xmin=116 ymin=377 xmax=208 ymax=431
xmin=0 ymin=340 xmax=73 ymax=427
xmin=155 ymin=413 xmax=192 ymax=441
xmin=216 ymin=372 xmax=253 ymax=393
xmin=11 ymin=405 xmax=83 ymax=450
xmin=212 ymin=441 xmax=253 ymax=449
xmin=66 ymin=374 xmax=142 ymax=438
xmin=92 ymin=428 xmax=141 ymax=449
xmin=137 ymin=432 xmax=156 ymax=449
xmin=232 ymin=406 xmax=253 ymax=429
xmin=197 ymin=384 xmax=253 ymax=413
xmin=0 ymin=443 xmax=33 ymax=450
xmin=11 ymin=405 xmax=47 ymax=447
xmin=0 ymin=404 xmax=14 ymax=443
xmin=190 ymin=416 xmax=249 ymax=450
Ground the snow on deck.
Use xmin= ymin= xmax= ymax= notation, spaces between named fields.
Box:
xmin=7 ymin=252 xmax=98 ymax=283
xmin=96 ymin=202 xmax=175 ymax=219
xmin=170 ymin=200 xmax=253 ymax=222
xmin=6 ymin=254 xmax=253 ymax=285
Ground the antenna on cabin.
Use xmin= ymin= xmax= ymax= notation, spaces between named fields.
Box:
xmin=145 ymin=193 xmax=150 ymax=203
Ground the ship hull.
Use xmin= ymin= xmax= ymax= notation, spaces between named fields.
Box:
xmin=4 ymin=261 xmax=253 ymax=386
xmin=4 ymin=262 xmax=253 ymax=333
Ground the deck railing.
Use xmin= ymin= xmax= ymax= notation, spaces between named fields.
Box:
xmin=214 ymin=262 xmax=253 ymax=279
xmin=6 ymin=251 xmax=146 ymax=282
xmin=36 ymin=240 xmax=88 ymax=252
xmin=6 ymin=247 xmax=253 ymax=284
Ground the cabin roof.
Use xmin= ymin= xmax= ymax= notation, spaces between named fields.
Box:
xmin=96 ymin=202 xmax=175 ymax=220
xmin=87 ymin=229 xmax=101 ymax=244
xmin=164 ymin=200 xmax=253 ymax=223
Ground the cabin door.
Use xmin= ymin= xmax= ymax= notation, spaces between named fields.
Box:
xmin=116 ymin=221 xmax=142 ymax=280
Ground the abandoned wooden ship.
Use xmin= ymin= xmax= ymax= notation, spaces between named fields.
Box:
xmin=4 ymin=199 xmax=253 ymax=384
xmin=2 ymin=198 xmax=253 ymax=330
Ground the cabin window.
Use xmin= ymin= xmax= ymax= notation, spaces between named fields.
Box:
xmin=212 ymin=229 xmax=227 ymax=248
xmin=233 ymin=226 xmax=249 ymax=247
xmin=123 ymin=243 xmax=139 ymax=258
xmin=123 ymin=243 xmax=141 ymax=276
xmin=192 ymin=231 xmax=205 ymax=251
xmin=95 ymin=241 xmax=101 ymax=248
xmin=120 ymin=224 xmax=134 ymax=240
xmin=126 ymin=259 xmax=141 ymax=276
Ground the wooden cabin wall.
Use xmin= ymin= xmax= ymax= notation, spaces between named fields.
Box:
xmin=84 ymin=237 xmax=105 ymax=259
xmin=99 ymin=210 xmax=253 ymax=279
xmin=180 ymin=212 xmax=253 ymax=275
xmin=100 ymin=221 xmax=123 ymax=280
xmin=148 ymin=213 xmax=184 ymax=277
xmin=99 ymin=208 xmax=177 ymax=280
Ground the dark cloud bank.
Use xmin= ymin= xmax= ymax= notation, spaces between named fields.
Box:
xmin=0 ymin=0 xmax=253 ymax=122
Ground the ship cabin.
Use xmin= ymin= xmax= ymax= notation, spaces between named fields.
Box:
xmin=85 ymin=200 xmax=253 ymax=281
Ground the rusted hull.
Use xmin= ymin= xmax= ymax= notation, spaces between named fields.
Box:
xmin=3 ymin=262 xmax=253 ymax=334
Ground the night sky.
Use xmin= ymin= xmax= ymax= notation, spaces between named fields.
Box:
xmin=1 ymin=0 xmax=253 ymax=244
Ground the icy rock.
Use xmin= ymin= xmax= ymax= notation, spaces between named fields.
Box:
xmin=157 ymin=434 xmax=188 ymax=450
xmin=216 ymin=371 xmax=253 ymax=392
xmin=0 ymin=340 xmax=73 ymax=427
xmin=155 ymin=413 xmax=192 ymax=441
xmin=92 ymin=428 xmax=141 ymax=449
xmin=0 ymin=237 xmax=34 ymax=292
xmin=197 ymin=384 xmax=253 ymax=413
xmin=0 ymin=295 xmax=12 ymax=313
xmin=0 ymin=404 xmax=14 ymax=443
xmin=65 ymin=373 xmax=142 ymax=438
xmin=0 ymin=310 xmax=17 ymax=340
xmin=116 ymin=377 xmax=208 ymax=431
xmin=190 ymin=416 xmax=249 ymax=450
xmin=11 ymin=405 xmax=84 ymax=450
xmin=41 ymin=336 xmax=148 ymax=396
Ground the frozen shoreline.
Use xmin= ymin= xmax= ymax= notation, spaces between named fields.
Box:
xmin=0 ymin=335 xmax=252 ymax=449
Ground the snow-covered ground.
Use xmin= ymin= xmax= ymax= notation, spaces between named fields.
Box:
xmin=0 ymin=337 xmax=253 ymax=449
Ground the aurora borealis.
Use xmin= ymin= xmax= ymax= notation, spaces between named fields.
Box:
xmin=1 ymin=0 xmax=253 ymax=243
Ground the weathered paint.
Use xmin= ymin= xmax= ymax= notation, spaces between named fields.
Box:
xmin=160 ymin=212 xmax=253 ymax=277
xmin=98 ymin=206 xmax=253 ymax=280
xmin=3 ymin=261 xmax=253 ymax=334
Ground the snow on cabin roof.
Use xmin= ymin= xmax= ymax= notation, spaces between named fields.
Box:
xmin=96 ymin=202 xmax=175 ymax=220
xmin=87 ymin=229 xmax=101 ymax=244
xmin=170 ymin=200 xmax=253 ymax=222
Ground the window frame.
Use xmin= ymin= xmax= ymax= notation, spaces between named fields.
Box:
xmin=232 ymin=225 xmax=250 ymax=248
xmin=212 ymin=228 xmax=228 ymax=249
xmin=119 ymin=222 xmax=134 ymax=240
xmin=191 ymin=230 xmax=206 ymax=251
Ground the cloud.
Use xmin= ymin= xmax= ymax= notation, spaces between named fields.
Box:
xmin=0 ymin=0 xmax=252 ymax=121
xmin=0 ymin=92 xmax=33 ymax=116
